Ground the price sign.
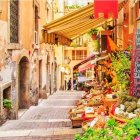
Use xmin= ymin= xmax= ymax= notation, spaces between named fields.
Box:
xmin=130 ymin=29 xmax=140 ymax=97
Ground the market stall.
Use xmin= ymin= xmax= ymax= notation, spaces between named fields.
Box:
xmin=69 ymin=48 xmax=140 ymax=140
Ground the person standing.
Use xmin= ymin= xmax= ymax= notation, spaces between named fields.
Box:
xmin=67 ymin=78 xmax=71 ymax=90
xmin=73 ymin=78 xmax=77 ymax=90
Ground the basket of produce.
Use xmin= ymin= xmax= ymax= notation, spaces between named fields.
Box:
xmin=70 ymin=113 xmax=83 ymax=128
xmin=88 ymin=94 xmax=104 ymax=106
xmin=81 ymin=112 xmax=96 ymax=121
xmin=82 ymin=114 xmax=108 ymax=131
xmin=109 ymin=95 xmax=140 ymax=123
xmin=76 ymin=99 xmax=88 ymax=106
xmin=68 ymin=108 xmax=85 ymax=115
xmin=103 ymin=94 xmax=118 ymax=108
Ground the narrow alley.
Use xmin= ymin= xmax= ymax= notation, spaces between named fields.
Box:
xmin=0 ymin=91 xmax=83 ymax=140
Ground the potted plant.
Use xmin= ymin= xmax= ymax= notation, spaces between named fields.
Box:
xmin=88 ymin=28 xmax=98 ymax=40
xmin=3 ymin=99 xmax=12 ymax=119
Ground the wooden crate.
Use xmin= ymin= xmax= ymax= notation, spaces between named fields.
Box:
xmin=71 ymin=118 xmax=83 ymax=128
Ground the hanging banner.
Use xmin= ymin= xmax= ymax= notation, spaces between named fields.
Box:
xmin=94 ymin=0 xmax=118 ymax=19
xmin=130 ymin=29 xmax=140 ymax=97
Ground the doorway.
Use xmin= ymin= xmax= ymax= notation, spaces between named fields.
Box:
xmin=18 ymin=56 xmax=30 ymax=109
xmin=39 ymin=60 xmax=42 ymax=91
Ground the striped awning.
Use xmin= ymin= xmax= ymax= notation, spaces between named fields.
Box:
xmin=79 ymin=63 xmax=95 ymax=72
xmin=43 ymin=1 xmax=128 ymax=42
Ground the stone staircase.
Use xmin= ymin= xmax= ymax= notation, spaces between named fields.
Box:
xmin=0 ymin=91 xmax=84 ymax=140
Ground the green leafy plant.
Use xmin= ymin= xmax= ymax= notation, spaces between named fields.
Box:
xmin=106 ymin=118 xmax=118 ymax=129
xmin=65 ymin=5 xmax=81 ymax=9
xmin=70 ymin=42 xmax=78 ymax=48
xmin=110 ymin=51 xmax=131 ymax=91
xmin=3 ymin=99 xmax=12 ymax=110
xmin=88 ymin=28 xmax=98 ymax=36
xmin=75 ymin=118 xmax=140 ymax=140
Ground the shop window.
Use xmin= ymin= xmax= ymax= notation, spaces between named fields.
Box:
xmin=10 ymin=0 xmax=19 ymax=43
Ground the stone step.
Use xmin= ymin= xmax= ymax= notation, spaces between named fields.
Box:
xmin=19 ymin=106 xmax=72 ymax=120
xmin=0 ymin=127 xmax=82 ymax=138
xmin=38 ymin=99 xmax=78 ymax=107
xmin=0 ymin=119 xmax=72 ymax=131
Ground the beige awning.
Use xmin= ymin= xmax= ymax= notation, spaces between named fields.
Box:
xmin=44 ymin=1 xmax=127 ymax=42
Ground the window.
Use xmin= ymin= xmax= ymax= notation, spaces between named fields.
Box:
xmin=46 ymin=7 xmax=49 ymax=22
xmin=72 ymin=50 xmax=75 ymax=60
xmin=0 ymin=0 xmax=2 ymax=13
xmin=10 ymin=0 xmax=19 ymax=43
xmin=35 ymin=5 xmax=39 ymax=31
xmin=34 ymin=5 xmax=39 ymax=44
xmin=76 ymin=50 xmax=83 ymax=60
xmin=137 ymin=1 xmax=140 ymax=18
xmin=72 ymin=50 xmax=87 ymax=60
xmin=130 ymin=4 xmax=136 ymax=24
xmin=84 ymin=50 xmax=87 ymax=57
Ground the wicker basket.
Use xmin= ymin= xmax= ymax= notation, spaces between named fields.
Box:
xmin=109 ymin=112 xmax=128 ymax=123
xmin=68 ymin=109 xmax=84 ymax=115
xmin=109 ymin=103 xmax=128 ymax=123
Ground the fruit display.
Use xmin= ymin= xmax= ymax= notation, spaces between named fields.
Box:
xmin=73 ymin=50 xmax=140 ymax=140
xmin=69 ymin=88 xmax=118 ymax=128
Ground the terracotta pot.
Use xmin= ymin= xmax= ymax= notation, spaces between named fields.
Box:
xmin=92 ymin=34 xmax=97 ymax=40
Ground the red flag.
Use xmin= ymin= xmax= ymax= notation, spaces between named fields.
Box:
xmin=94 ymin=0 xmax=118 ymax=19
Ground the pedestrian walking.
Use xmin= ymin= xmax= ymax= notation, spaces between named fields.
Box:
xmin=67 ymin=78 xmax=71 ymax=90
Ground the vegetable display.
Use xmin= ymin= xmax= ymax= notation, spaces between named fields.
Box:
xmin=75 ymin=118 xmax=140 ymax=140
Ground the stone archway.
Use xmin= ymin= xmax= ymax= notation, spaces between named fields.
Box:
xmin=18 ymin=56 xmax=30 ymax=109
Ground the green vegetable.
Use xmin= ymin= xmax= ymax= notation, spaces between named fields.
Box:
xmin=75 ymin=118 xmax=140 ymax=140
xmin=106 ymin=118 xmax=118 ymax=129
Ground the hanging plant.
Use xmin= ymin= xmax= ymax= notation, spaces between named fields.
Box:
xmin=88 ymin=28 xmax=99 ymax=40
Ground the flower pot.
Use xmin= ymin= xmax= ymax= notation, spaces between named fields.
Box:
xmin=92 ymin=34 xmax=97 ymax=40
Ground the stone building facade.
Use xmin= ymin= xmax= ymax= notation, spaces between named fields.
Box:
xmin=0 ymin=0 xmax=54 ymax=124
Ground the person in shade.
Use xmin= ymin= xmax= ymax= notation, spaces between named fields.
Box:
xmin=73 ymin=78 xmax=77 ymax=90
xmin=67 ymin=78 xmax=72 ymax=90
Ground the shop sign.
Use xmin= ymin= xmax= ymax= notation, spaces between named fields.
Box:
xmin=94 ymin=0 xmax=118 ymax=19
xmin=130 ymin=29 xmax=140 ymax=97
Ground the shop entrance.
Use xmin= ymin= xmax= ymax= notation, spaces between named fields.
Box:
xmin=18 ymin=56 xmax=30 ymax=109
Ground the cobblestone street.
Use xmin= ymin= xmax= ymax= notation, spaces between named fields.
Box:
xmin=0 ymin=91 xmax=83 ymax=140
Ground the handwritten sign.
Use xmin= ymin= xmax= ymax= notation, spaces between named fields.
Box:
xmin=130 ymin=29 xmax=140 ymax=97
